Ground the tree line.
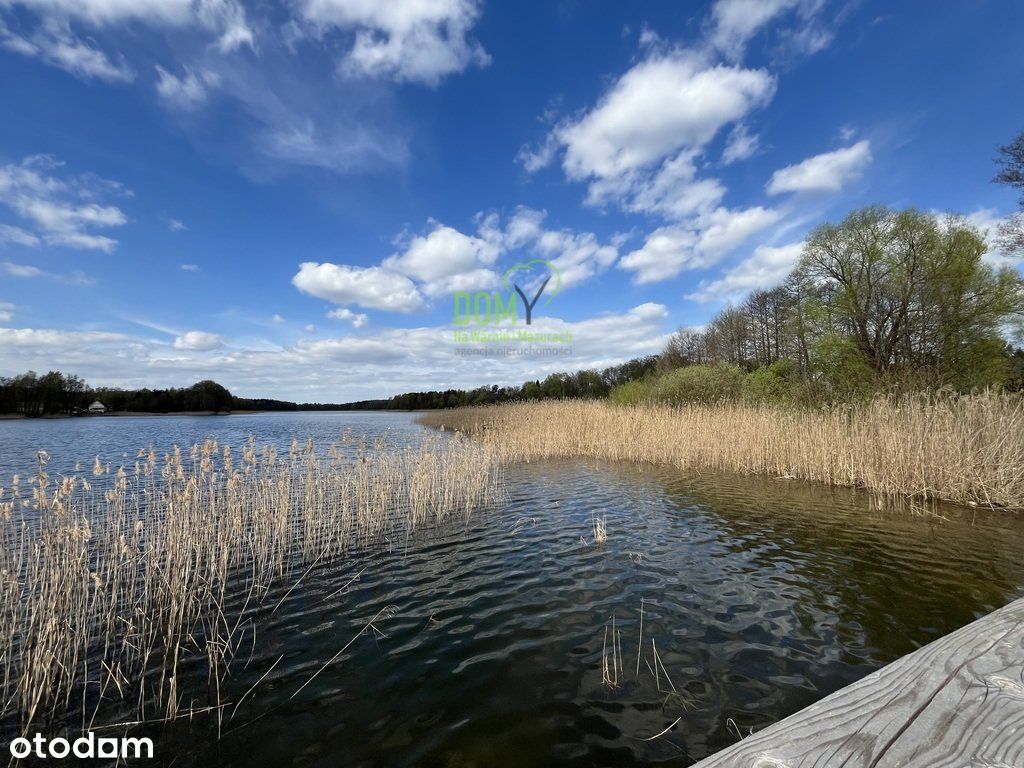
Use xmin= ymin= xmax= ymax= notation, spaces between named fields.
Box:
xmin=0 ymin=374 xmax=356 ymax=417
xmin=336 ymin=357 xmax=659 ymax=410
xmin=659 ymin=206 xmax=1024 ymax=401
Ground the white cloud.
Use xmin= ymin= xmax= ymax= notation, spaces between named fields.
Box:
xmin=155 ymin=65 xmax=219 ymax=110
xmin=1 ymin=260 xmax=95 ymax=285
xmin=0 ymin=155 xmax=128 ymax=252
xmin=721 ymin=123 xmax=759 ymax=164
xmin=766 ymin=140 xmax=872 ymax=195
xmin=687 ymin=241 xmax=804 ymax=302
xmin=0 ymin=222 xmax=41 ymax=246
xmin=173 ymin=330 xmax=224 ymax=351
xmin=709 ymin=0 xmax=795 ymax=60
xmin=708 ymin=0 xmax=833 ymax=61
xmin=624 ymin=151 xmax=726 ymax=219
xmin=0 ymin=302 xmax=671 ymax=402
xmin=292 ymin=262 xmax=426 ymax=312
xmin=168 ymin=218 xmax=187 ymax=231
xmin=531 ymin=226 xmax=618 ymax=290
xmin=520 ymin=37 xmax=784 ymax=284
xmin=961 ymin=208 xmax=1022 ymax=269
xmin=303 ymin=323 xmax=316 ymax=333
xmin=619 ymin=227 xmax=699 ymax=285
xmin=0 ymin=301 xmax=13 ymax=322
xmin=311 ymin=210 xmax=623 ymax=312
xmin=516 ymin=133 xmax=559 ymax=173
xmin=326 ymin=307 xmax=368 ymax=328
xmin=696 ymin=205 xmax=781 ymax=256
xmin=295 ymin=0 xmax=489 ymax=85
xmin=0 ymin=0 xmax=253 ymax=65
xmin=180 ymin=263 xmax=199 ymax=272
xmin=0 ymin=23 xmax=134 ymax=81
xmin=619 ymin=205 xmax=780 ymax=284
xmin=271 ymin=313 xmax=285 ymax=323
xmin=556 ymin=51 xmax=776 ymax=186
xmin=1 ymin=4 xmax=466 ymax=177
xmin=384 ymin=223 xmax=501 ymax=286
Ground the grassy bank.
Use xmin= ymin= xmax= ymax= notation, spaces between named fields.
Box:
xmin=0 ymin=433 xmax=500 ymax=733
xmin=418 ymin=393 xmax=1024 ymax=510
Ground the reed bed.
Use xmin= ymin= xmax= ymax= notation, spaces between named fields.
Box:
xmin=420 ymin=393 xmax=1024 ymax=510
xmin=0 ymin=432 xmax=500 ymax=734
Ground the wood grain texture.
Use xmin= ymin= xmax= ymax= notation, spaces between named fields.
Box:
xmin=692 ymin=597 xmax=1024 ymax=768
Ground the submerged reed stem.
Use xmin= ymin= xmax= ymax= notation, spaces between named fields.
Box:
xmin=0 ymin=432 xmax=500 ymax=734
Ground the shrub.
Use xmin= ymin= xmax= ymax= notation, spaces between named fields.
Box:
xmin=649 ymin=363 xmax=745 ymax=406
xmin=609 ymin=379 xmax=652 ymax=405
xmin=743 ymin=360 xmax=795 ymax=404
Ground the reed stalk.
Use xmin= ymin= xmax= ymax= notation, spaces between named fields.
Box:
xmin=419 ymin=392 xmax=1024 ymax=510
xmin=0 ymin=432 xmax=500 ymax=733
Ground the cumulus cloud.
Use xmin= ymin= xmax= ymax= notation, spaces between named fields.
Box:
xmin=0 ymin=301 xmax=13 ymax=322
xmin=618 ymin=227 xmax=700 ymax=285
xmin=766 ymin=140 xmax=872 ymax=195
xmin=326 ymin=307 xmax=369 ymax=328
xmin=623 ymin=151 xmax=726 ymax=219
xmin=516 ymin=209 xmax=625 ymax=287
xmin=294 ymin=0 xmax=489 ymax=85
xmin=0 ymin=155 xmax=128 ymax=252
xmin=292 ymin=262 xmax=426 ymax=312
xmin=686 ymin=241 xmax=804 ymax=302
xmin=173 ymin=330 xmax=225 ymax=351
xmin=554 ymin=51 xmax=775 ymax=187
xmin=300 ymin=209 xmax=621 ymax=319
xmin=383 ymin=223 xmax=501 ymax=296
xmin=619 ymin=205 xmax=780 ymax=284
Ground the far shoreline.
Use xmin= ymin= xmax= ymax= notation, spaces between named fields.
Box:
xmin=0 ymin=408 xmax=422 ymax=421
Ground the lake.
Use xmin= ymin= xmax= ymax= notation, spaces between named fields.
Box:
xmin=2 ymin=411 xmax=1024 ymax=766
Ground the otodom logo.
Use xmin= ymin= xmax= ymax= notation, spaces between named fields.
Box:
xmin=451 ymin=259 xmax=572 ymax=357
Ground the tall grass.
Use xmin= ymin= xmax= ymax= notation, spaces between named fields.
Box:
xmin=0 ymin=432 xmax=500 ymax=733
xmin=419 ymin=392 xmax=1024 ymax=510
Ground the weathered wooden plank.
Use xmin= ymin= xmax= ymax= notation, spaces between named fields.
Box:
xmin=692 ymin=596 xmax=1024 ymax=768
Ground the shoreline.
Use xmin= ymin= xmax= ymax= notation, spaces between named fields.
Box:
xmin=0 ymin=410 xmax=264 ymax=420
xmin=418 ymin=396 xmax=1024 ymax=512
xmin=0 ymin=408 xmax=420 ymax=421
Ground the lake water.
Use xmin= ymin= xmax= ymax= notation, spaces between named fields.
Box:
xmin=3 ymin=412 xmax=1024 ymax=766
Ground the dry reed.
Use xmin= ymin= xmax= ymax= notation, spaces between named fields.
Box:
xmin=0 ymin=432 xmax=500 ymax=734
xmin=418 ymin=392 xmax=1024 ymax=510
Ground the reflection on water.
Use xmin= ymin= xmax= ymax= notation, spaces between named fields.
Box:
xmin=158 ymin=459 xmax=1024 ymax=767
xmin=0 ymin=411 xmax=429 ymax=478
xmin=3 ymin=414 xmax=1023 ymax=766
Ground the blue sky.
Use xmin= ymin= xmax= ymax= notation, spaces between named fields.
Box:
xmin=1 ymin=0 xmax=1022 ymax=401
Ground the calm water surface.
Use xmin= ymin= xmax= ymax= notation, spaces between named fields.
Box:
xmin=2 ymin=412 xmax=1024 ymax=766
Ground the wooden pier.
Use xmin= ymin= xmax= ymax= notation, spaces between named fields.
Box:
xmin=693 ymin=596 xmax=1024 ymax=767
